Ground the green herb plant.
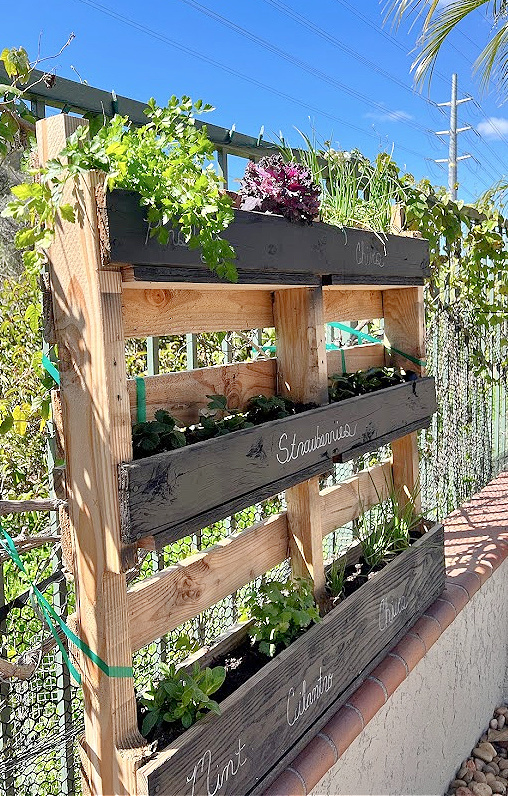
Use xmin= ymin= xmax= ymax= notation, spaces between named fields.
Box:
xmin=244 ymin=578 xmax=320 ymax=658
xmin=3 ymin=95 xmax=236 ymax=279
xmin=139 ymin=661 xmax=226 ymax=737
xmin=280 ymin=130 xmax=405 ymax=232
xmin=132 ymin=394 xmax=298 ymax=458
xmin=325 ymin=556 xmax=347 ymax=602
xmin=354 ymin=480 xmax=424 ymax=571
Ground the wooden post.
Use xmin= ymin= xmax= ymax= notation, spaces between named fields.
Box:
xmin=37 ymin=115 xmax=145 ymax=796
xmin=274 ymin=288 xmax=328 ymax=604
xmin=383 ymin=286 xmax=426 ymax=513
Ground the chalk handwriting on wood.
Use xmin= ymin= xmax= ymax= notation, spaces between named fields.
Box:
xmin=137 ymin=523 xmax=444 ymax=796
xmin=119 ymin=379 xmax=436 ymax=545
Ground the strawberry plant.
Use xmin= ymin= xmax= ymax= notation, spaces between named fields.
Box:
xmin=246 ymin=394 xmax=295 ymax=423
xmin=131 ymin=394 xmax=300 ymax=458
xmin=132 ymin=409 xmax=186 ymax=458
xmin=328 ymin=367 xmax=406 ymax=403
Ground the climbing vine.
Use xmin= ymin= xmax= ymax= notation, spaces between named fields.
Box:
xmin=402 ymin=176 xmax=508 ymax=380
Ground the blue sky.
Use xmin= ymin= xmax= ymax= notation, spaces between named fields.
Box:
xmin=3 ymin=0 xmax=508 ymax=202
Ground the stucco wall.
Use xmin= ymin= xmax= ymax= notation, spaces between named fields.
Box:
xmin=311 ymin=558 xmax=508 ymax=796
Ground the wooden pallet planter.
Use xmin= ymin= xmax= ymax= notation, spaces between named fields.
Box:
xmin=136 ymin=521 xmax=445 ymax=796
xmin=38 ymin=115 xmax=438 ymax=796
xmin=102 ymin=189 xmax=430 ymax=286
xmin=119 ymin=377 xmax=437 ymax=546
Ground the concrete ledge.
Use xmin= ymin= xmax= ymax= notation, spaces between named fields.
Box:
xmin=262 ymin=470 xmax=508 ymax=796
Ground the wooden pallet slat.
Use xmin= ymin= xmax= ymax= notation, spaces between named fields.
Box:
xmin=127 ymin=462 xmax=393 ymax=651
xmin=37 ymin=115 xmax=143 ymax=796
xmin=122 ymin=287 xmax=274 ymax=338
xmin=322 ymin=287 xmax=384 ymax=322
xmin=125 ymin=344 xmax=385 ymax=426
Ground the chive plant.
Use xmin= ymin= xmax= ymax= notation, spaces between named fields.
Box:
xmin=279 ymin=130 xmax=406 ymax=233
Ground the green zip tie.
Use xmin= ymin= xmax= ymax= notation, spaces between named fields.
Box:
xmin=0 ymin=524 xmax=133 ymax=684
xmin=42 ymin=355 xmax=60 ymax=386
xmin=328 ymin=322 xmax=426 ymax=369
xmin=136 ymin=377 xmax=146 ymax=423
xmin=341 ymin=348 xmax=346 ymax=375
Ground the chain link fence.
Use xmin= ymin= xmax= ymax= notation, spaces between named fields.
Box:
xmin=0 ymin=299 xmax=507 ymax=795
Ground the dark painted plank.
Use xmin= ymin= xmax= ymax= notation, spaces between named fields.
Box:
xmin=104 ymin=190 xmax=430 ymax=284
xmin=129 ymin=265 xmax=321 ymax=286
xmin=138 ymin=523 xmax=445 ymax=796
xmin=337 ymin=415 xmax=432 ymax=462
xmin=119 ymin=378 xmax=437 ymax=544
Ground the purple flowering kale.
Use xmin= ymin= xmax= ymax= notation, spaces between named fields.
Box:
xmin=238 ymin=154 xmax=320 ymax=224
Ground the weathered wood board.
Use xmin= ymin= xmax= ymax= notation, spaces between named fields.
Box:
xmin=119 ymin=378 xmax=436 ymax=545
xmin=137 ymin=522 xmax=445 ymax=796
xmin=103 ymin=190 xmax=430 ymax=285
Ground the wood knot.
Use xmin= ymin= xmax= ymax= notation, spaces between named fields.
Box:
xmin=145 ymin=289 xmax=170 ymax=308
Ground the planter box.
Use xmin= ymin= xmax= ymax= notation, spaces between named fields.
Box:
xmin=119 ymin=378 xmax=437 ymax=546
xmin=137 ymin=520 xmax=445 ymax=796
xmin=102 ymin=190 xmax=430 ymax=286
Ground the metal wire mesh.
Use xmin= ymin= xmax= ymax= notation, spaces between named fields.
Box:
xmin=1 ymin=303 xmax=507 ymax=795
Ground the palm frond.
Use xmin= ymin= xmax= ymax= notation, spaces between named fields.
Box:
xmin=474 ymin=21 xmax=508 ymax=94
xmin=412 ymin=0 xmax=489 ymax=87
xmin=384 ymin=0 xmax=442 ymax=31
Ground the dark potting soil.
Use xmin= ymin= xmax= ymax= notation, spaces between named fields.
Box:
xmin=141 ymin=529 xmax=426 ymax=750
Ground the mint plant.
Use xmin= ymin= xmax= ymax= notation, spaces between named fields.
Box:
xmin=244 ymin=578 xmax=320 ymax=658
xmin=139 ymin=661 xmax=226 ymax=737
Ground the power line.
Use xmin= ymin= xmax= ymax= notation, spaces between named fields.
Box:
xmin=177 ymin=0 xmax=434 ymax=137
xmin=261 ymin=0 xmax=439 ymax=105
xmin=332 ymin=0 xmax=463 ymax=88
xmin=73 ymin=0 xmax=428 ymax=161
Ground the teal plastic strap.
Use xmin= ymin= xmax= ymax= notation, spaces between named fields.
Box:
xmin=136 ymin=377 xmax=146 ymax=423
xmin=341 ymin=348 xmax=346 ymax=375
xmin=328 ymin=322 xmax=427 ymax=369
xmin=42 ymin=355 xmax=60 ymax=386
xmin=0 ymin=524 xmax=132 ymax=683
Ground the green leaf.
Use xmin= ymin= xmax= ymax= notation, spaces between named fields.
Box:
xmin=0 ymin=83 xmax=23 ymax=97
xmin=11 ymin=182 xmax=36 ymax=200
xmin=59 ymin=204 xmax=76 ymax=223
xmin=141 ymin=709 xmax=160 ymax=736
xmin=0 ymin=416 xmax=14 ymax=434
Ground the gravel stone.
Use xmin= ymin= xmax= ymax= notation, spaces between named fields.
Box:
xmin=470 ymin=782 xmax=493 ymax=796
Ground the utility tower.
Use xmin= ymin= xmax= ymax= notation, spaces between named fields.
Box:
xmin=435 ymin=73 xmax=473 ymax=199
